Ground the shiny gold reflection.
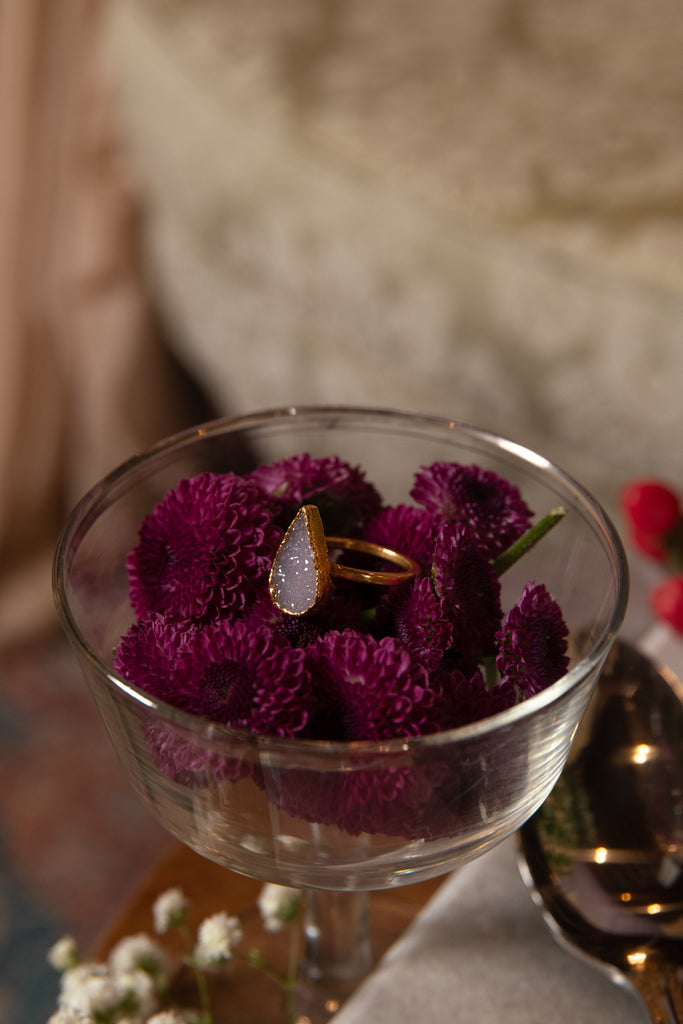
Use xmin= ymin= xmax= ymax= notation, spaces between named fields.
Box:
xmin=627 ymin=951 xmax=648 ymax=968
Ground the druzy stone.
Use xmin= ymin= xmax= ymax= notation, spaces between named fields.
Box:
xmin=269 ymin=506 xmax=330 ymax=615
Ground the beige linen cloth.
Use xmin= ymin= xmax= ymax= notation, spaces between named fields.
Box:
xmin=332 ymin=839 xmax=646 ymax=1024
xmin=0 ymin=0 xmax=212 ymax=650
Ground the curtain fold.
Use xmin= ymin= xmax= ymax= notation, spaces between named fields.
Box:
xmin=0 ymin=0 xmax=213 ymax=649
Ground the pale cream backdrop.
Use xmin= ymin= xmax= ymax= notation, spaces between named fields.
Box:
xmin=100 ymin=0 xmax=683 ymax=515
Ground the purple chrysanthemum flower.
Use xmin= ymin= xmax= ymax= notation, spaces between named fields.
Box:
xmin=126 ymin=473 xmax=280 ymax=622
xmin=364 ymin=504 xmax=437 ymax=571
xmin=272 ymin=758 xmax=452 ymax=839
xmin=179 ymin=620 xmax=314 ymax=736
xmin=143 ymin=722 xmax=240 ymax=786
xmin=438 ymin=667 xmax=516 ymax=728
xmin=114 ymin=613 xmax=193 ymax=707
xmin=115 ymin=614 xmax=314 ymax=736
xmin=377 ymin=577 xmax=453 ymax=673
xmin=411 ymin=462 xmax=532 ymax=558
xmin=306 ymin=629 xmax=448 ymax=740
xmin=249 ymin=453 xmax=382 ymax=535
xmin=112 ymin=615 xmax=246 ymax=784
xmin=431 ymin=521 xmax=503 ymax=658
xmin=495 ymin=582 xmax=569 ymax=697
xmin=275 ymin=628 xmax=454 ymax=836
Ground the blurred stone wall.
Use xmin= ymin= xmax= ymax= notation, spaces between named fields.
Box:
xmin=102 ymin=0 xmax=683 ymax=516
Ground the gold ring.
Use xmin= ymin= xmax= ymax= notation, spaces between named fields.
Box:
xmin=325 ymin=536 xmax=419 ymax=585
xmin=269 ymin=505 xmax=420 ymax=617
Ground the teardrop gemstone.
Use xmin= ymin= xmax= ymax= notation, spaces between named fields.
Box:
xmin=269 ymin=505 xmax=331 ymax=615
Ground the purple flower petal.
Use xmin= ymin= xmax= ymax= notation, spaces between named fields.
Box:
xmin=431 ymin=521 xmax=503 ymax=658
xmin=377 ymin=577 xmax=453 ymax=673
xmin=127 ymin=473 xmax=280 ymax=622
xmin=114 ymin=614 xmax=199 ymax=711
xmin=113 ymin=615 xmax=250 ymax=784
xmin=249 ymin=453 xmax=382 ymax=534
xmin=306 ymin=629 xmax=448 ymax=740
xmin=495 ymin=582 xmax=569 ymax=697
xmin=142 ymin=722 xmax=247 ymax=788
xmin=439 ymin=667 xmax=516 ymax=727
xmin=271 ymin=759 xmax=452 ymax=839
xmin=411 ymin=462 xmax=532 ymax=558
xmin=364 ymin=504 xmax=437 ymax=570
xmin=115 ymin=614 xmax=314 ymax=737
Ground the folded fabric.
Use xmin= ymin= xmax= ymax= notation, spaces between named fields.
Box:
xmin=332 ymin=836 xmax=646 ymax=1024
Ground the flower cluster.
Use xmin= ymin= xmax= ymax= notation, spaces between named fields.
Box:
xmin=47 ymin=929 xmax=171 ymax=1023
xmin=620 ymin=478 xmax=683 ymax=633
xmin=47 ymin=884 xmax=302 ymax=1024
xmin=116 ymin=456 xmax=568 ymax=737
xmin=113 ymin=455 xmax=569 ymax=831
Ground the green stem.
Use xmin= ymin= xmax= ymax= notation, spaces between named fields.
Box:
xmin=232 ymin=924 xmax=301 ymax=1024
xmin=482 ymin=655 xmax=498 ymax=690
xmin=235 ymin=949 xmax=292 ymax=992
xmin=493 ymin=507 xmax=567 ymax=577
xmin=179 ymin=924 xmax=213 ymax=1024
xmin=285 ymin=920 xmax=302 ymax=1024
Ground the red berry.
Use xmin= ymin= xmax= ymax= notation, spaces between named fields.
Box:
xmin=651 ymin=574 xmax=683 ymax=633
xmin=620 ymin=480 xmax=681 ymax=538
xmin=631 ymin=527 xmax=667 ymax=562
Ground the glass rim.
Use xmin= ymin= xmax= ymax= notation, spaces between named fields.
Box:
xmin=52 ymin=403 xmax=630 ymax=756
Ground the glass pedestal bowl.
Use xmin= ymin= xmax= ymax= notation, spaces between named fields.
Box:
xmin=53 ymin=406 xmax=628 ymax=1022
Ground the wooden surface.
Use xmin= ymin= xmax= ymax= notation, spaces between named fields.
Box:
xmin=95 ymin=840 xmax=444 ymax=1022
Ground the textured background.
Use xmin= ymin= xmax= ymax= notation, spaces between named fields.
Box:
xmin=103 ymin=0 xmax=683 ymax=515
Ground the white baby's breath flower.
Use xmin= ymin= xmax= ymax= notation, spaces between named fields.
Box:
xmin=59 ymin=962 xmax=121 ymax=1016
xmin=194 ymin=911 xmax=243 ymax=967
xmin=47 ymin=935 xmax=81 ymax=972
xmin=118 ymin=967 xmax=159 ymax=1019
xmin=48 ymin=1007 xmax=94 ymax=1023
xmin=152 ymin=887 xmax=188 ymax=934
xmin=109 ymin=932 xmax=169 ymax=979
xmin=257 ymin=884 xmax=302 ymax=932
xmin=146 ymin=1011 xmax=190 ymax=1024
xmin=111 ymin=1017 xmax=156 ymax=1024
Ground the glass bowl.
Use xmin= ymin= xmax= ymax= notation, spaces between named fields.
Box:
xmin=53 ymin=406 xmax=629 ymax=1018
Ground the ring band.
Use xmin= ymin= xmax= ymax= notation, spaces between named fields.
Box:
xmin=325 ymin=536 xmax=420 ymax=586
xmin=269 ymin=505 xmax=420 ymax=616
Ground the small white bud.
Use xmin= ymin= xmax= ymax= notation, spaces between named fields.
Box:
xmin=257 ymin=883 xmax=302 ymax=932
xmin=109 ymin=932 xmax=169 ymax=978
xmin=194 ymin=911 xmax=243 ymax=967
xmin=152 ymin=887 xmax=188 ymax=934
xmin=47 ymin=935 xmax=80 ymax=972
